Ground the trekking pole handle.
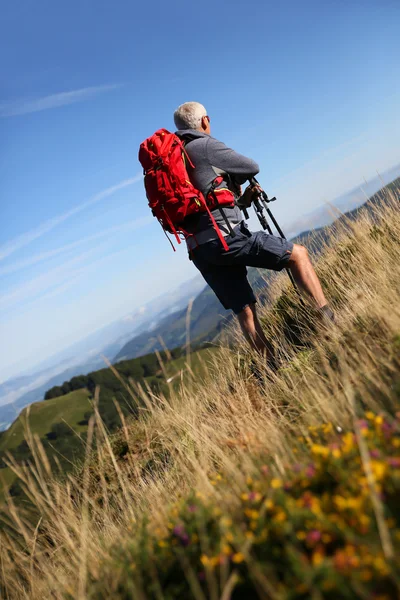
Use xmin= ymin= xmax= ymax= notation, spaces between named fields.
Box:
xmin=248 ymin=177 xmax=276 ymax=203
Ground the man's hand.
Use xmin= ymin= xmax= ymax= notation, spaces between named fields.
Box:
xmin=237 ymin=184 xmax=262 ymax=208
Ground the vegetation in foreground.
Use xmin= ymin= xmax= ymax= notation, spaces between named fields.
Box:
xmin=0 ymin=348 xmax=214 ymax=503
xmin=0 ymin=183 xmax=399 ymax=599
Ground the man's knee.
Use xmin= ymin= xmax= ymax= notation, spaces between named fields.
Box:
xmin=288 ymin=243 xmax=308 ymax=265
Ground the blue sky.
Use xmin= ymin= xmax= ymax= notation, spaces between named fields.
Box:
xmin=1 ymin=0 xmax=399 ymax=382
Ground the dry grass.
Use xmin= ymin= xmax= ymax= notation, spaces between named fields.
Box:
xmin=0 ymin=185 xmax=399 ymax=599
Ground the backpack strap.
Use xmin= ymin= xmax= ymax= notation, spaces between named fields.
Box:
xmin=207 ymin=177 xmax=236 ymax=239
xmin=179 ymin=135 xmax=231 ymax=252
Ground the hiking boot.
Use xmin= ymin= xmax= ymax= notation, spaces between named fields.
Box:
xmin=318 ymin=304 xmax=336 ymax=325
xmin=249 ymin=355 xmax=278 ymax=385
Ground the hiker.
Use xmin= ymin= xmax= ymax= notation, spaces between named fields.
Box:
xmin=172 ymin=102 xmax=335 ymax=357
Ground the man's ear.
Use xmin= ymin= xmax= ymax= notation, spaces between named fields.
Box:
xmin=201 ymin=115 xmax=208 ymax=131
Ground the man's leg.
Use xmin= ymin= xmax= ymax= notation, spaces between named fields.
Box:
xmin=237 ymin=303 xmax=272 ymax=357
xmin=286 ymin=244 xmax=328 ymax=309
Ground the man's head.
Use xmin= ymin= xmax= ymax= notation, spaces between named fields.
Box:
xmin=173 ymin=101 xmax=211 ymax=135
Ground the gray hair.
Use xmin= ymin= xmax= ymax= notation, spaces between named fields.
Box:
xmin=173 ymin=101 xmax=207 ymax=130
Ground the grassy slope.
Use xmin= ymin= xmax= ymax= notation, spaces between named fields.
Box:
xmin=0 ymin=388 xmax=92 ymax=453
xmin=0 ymin=389 xmax=91 ymax=502
xmin=1 ymin=184 xmax=400 ymax=599
xmin=0 ymin=349 xmax=215 ymax=501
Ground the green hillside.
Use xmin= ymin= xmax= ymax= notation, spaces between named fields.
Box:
xmin=0 ymin=348 xmax=217 ymax=503
xmin=0 ymin=388 xmax=91 ymax=453
xmin=0 ymin=389 xmax=91 ymax=502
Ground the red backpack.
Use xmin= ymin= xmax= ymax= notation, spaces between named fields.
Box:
xmin=138 ymin=129 xmax=234 ymax=251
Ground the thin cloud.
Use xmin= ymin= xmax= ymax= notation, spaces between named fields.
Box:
xmin=0 ymin=215 xmax=152 ymax=277
xmin=0 ymin=175 xmax=143 ymax=262
xmin=0 ymin=248 xmax=100 ymax=312
xmin=0 ymin=240 xmax=142 ymax=315
xmin=0 ymin=84 xmax=121 ymax=118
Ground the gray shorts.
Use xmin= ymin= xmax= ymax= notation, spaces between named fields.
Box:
xmin=190 ymin=222 xmax=293 ymax=314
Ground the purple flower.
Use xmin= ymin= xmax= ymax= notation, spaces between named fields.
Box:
xmin=173 ymin=524 xmax=190 ymax=546
xmin=370 ymin=449 xmax=380 ymax=458
xmin=307 ymin=530 xmax=321 ymax=543
xmin=305 ymin=464 xmax=316 ymax=478
xmin=357 ymin=419 xmax=369 ymax=430
xmin=387 ymin=457 xmax=400 ymax=468
xmin=292 ymin=463 xmax=304 ymax=473
xmin=173 ymin=525 xmax=185 ymax=537
xmin=188 ymin=504 xmax=198 ymax=513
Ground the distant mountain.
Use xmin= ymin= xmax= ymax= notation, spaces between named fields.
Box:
xmin=114 ymin=266 xmax=268 ymax=363
xmin=0 ymin=276 xmax=205 ymax=429
xmin=285 ymin=163 xmax=400 ymax=239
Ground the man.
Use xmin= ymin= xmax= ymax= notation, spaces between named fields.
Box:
xmin=174 ymin=101 xmax=334 ymax=359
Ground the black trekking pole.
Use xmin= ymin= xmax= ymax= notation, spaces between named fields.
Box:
xmin=247 ymin=177 xmax=301 ymax=295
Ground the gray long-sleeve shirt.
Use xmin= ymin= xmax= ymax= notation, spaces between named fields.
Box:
xmin=175 ymin=129 xmax=259 ymax=248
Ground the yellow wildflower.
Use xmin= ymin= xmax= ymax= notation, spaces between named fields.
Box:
xmin=221 ymin=517 xmax=232 ymax=527
xmin=375 ymin=415 xmax=383 ymax=426
xmin=232 ymin=552 xmax=245 ymax=564
xmin=275 ymin=510 xmax=287 ymax=523
xmin=271 ymin=478 xmax=282 ymax=489
xmin=342 ymin=432 xmax=354 ymax=453
xmin=158 ymin=540 xmax=168 ymax=548
xmin=221 ymin=544 xmax=231 ymax=555
xmin=311 ymin=444 xmax=329 ymax=457
xmin=312 ymin=551 xmax=324 ymax=566
xmin=264 ymin=498 xmax=274 ymax=510
xmin=371 ymin=460 xmax=387 ymax=481
xmin=296 ymin=531 xmax=306 ymax=540
xmin=360 ymin=569 xmax=372 ymax=581
xmin=334 ymin=495 xmax=347 ymax=510
xmin=346 ymin=496 xmax=363 ymax=510
xmin=373 ymin=556 xmax=389 ymax=575
xmin=244 ymin=509 xmax=260 ymax=520
xmin=200 ymin=555 xmax=211 ymax=567
xmin=332 ymin=448 xmax=341 ymax=459
xmin=359 ymin=514 xmax=370 ymax=528
xmin=365 ymin=411 xmax=375 ymax=420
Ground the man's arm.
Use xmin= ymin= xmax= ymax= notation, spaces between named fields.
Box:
xmin=206 ymin=137 xmax=259 ymax=184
